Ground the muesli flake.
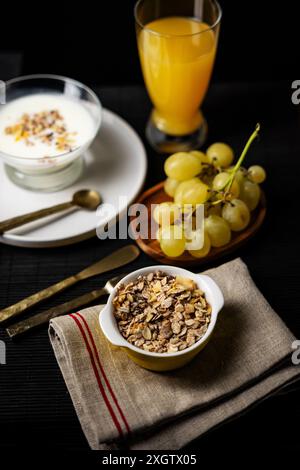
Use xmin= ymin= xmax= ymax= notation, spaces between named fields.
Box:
xmin=113 ymin=271 xmax=212 ymax=354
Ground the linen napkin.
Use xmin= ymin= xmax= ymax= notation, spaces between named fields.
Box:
xmin=49 ymin=258 xmax=300 ymax=450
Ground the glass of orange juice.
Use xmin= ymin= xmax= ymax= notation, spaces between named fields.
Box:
xmin=134 ymin=0 xmax=222 ymax=153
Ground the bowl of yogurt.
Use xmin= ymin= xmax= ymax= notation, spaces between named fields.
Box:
xmin=0 ymin=74 xmax=102 ymax=191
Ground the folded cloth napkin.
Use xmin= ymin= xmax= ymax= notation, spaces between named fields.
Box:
xmin=49 ymin=258 xmax=300 ymax=450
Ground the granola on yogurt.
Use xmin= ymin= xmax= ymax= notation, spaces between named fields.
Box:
xmin=113 ymin=271 xmax=212 ymax=353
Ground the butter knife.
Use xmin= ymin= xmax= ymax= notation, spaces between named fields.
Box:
xmin=6 ymin=276 xmax=122 ymax=338
xmin=0 ymin=245 xmax=139 ymax=325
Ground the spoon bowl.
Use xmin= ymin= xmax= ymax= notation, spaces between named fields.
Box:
xmin=73 ymin=190 xmax=102 ymax=210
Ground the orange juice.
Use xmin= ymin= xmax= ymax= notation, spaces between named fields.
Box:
xmin=138 ymin=17 xmax=217 ymax=136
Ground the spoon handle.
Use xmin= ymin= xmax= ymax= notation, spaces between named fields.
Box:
xmin=0 ymin=201 xmax=73 ymax=234
xmin=0 ymin=274 xmax=79 ymax=324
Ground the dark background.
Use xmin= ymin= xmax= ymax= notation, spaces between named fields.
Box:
xmin=0 ymin=0 xmax=299 ymax=84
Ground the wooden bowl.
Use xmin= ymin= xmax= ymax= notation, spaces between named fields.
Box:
xmin=130 ymin=182 xmax=266 ymax=267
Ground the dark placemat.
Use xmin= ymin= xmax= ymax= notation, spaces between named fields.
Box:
xmin=0 ymin=81 xmax=300 ymax=450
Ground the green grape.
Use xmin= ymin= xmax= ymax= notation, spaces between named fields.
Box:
xmin=204 ymin=215 xmax=231 ymax=247
xmin=190 ymin=150 xmax=208 ymax=162
xmin=222 ymin=199 xmax=250 ymax=231
xmin=207 ymin=143 xmax=234 ymax=168
xmin=239 ymin=179 xmax=260 ymax=211
xmin=190 ymin=151 xmax=209 ymax=170
xmin=180 ymin=204 xmax=194 ymax=218
xmin=153 ymin=202 xmax=181 ymax=227
xmin=189 ymin=232 xmax=211 ymax=258
xmin=164 ymin=152 xmax=202 ymax=181
xmin=175 ymin=179 xmax=208 ymax=205
xmin=248 ymin=165 xmax=266 ymax=184
xmin=185 ymin=228 xmax=204 ymax=251
xmin=160 ymin=225 xmax=186 ymax=257
xmin=174 ymin=178 xmax=200 ymax=204
xmin=212 ymin=172 xmax=240 ymax=198
xmin=182 ymin=182 xmax=209 ymax=205
xmin=227 ymin=166 xmax=246 ymax=186
xmin=164 ymin=177 xmax=180 ymax=197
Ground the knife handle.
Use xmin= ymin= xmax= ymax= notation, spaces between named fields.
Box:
xmin=6 ymin=287 xmax=108 ymax=338
xmin=0 ymin=274 xmax=79 ymax=325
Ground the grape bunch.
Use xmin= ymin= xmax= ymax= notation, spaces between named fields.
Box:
xmin=154 ymin=124 xmax=266 ymax=258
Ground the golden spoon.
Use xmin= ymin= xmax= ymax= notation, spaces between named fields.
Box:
xmin=0 ymin=189 xmax=101 ymax=234
xmin=0 ymin=245 xmax=140 ymax=325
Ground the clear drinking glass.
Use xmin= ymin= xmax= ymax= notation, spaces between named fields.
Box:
xmin=135 ymin=0 xmax=222 ymax=153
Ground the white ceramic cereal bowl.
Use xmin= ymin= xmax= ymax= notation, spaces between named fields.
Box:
xmin=99 ymin=265 xmax=224 ymax=371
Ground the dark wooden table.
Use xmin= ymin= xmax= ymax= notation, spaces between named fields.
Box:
xmin=0 ymin=82 xmax=300 ymax=451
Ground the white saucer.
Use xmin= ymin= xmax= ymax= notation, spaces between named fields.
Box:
xmin=0 ymin=109 xmax=147 ymax=248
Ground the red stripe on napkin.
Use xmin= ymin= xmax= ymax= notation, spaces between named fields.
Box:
xmin=76 ymin=312 xmax=131 ymax=434
xmin=69 ymin=313 xmax=124 ymax=438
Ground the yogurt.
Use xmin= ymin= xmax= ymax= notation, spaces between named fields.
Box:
xmin=0 ymin=93 xmax=96 ymax=159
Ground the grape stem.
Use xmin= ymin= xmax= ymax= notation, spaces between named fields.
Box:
xmin=211 ymin=123 xmax=261 ymax=205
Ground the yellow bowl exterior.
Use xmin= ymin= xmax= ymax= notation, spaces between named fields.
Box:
xmin=120 ymin=333 xmax=212 ymax=372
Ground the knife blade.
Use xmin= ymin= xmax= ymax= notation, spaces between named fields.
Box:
xmin=0 ymin=245 xmax=139 ymax=325
xmin=6 ymin=275 xmax=122 ymax=338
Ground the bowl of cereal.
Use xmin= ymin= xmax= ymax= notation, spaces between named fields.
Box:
xmin=99 ymin=266 xmax=224 ymax=371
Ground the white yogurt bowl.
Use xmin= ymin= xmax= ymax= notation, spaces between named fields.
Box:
xmin=0 ymin=74 xmax=102 ymax=192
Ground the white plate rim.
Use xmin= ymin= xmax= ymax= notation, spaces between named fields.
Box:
xmin=0 ymin=108 xmax=147 ymax=248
